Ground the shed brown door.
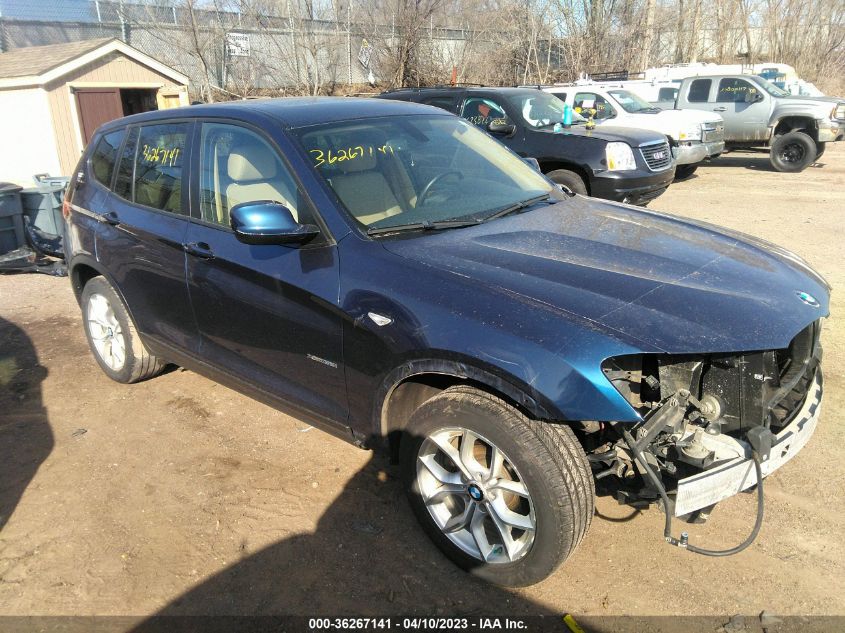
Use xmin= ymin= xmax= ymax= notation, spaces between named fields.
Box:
xmin=75 ymin=89 xmax=124 ymax=146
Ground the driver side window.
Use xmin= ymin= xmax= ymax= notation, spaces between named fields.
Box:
xmin=460 ymin=97 xmax=511 ymax=128
xmin=574 ymin=92 xmax=615 ymax=120
xmin=717 ymin=78 xmax=756 ymax=103
xmin=198 ymin=123 xmax=304 ymax=227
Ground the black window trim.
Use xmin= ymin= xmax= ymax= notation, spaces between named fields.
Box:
xmin=187 ymin=116 xmax=335 ymax=248
xmin=111 ymin=118 xmax=195 ymax=220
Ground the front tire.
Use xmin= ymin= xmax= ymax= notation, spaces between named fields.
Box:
xmin=770 ymin=131 xmax=816 ymax=172
xmin=546 ymin=169 xmax=588 ymax=196
xmin=81 ymin=276 xmax=166 ymax=383
xmin=814 ymin=141 xmax=826 ymax=161
xmin=674 ymin=163 xmax=698 ymax=180
xmin=400 ymin=385 xmax=594 ymax=586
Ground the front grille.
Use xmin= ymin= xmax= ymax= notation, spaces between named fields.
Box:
xmin=702 ymin=123 xmax=725 ymax=143
xmin=835 ymin=103 xmax=845 ymax=121
xmin=639 ymin=140 xmax=672 ymax=171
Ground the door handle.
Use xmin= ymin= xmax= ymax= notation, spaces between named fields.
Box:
xmin=183 ymin=241 xmax=215 ymax=259
xmin=99 ymin=211 xmax=120 ymax=225
xmin=713 ymin=106 xmax=727 ymax=112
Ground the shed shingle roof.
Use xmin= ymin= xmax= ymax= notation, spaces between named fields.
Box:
xmin=0 ymin=38 xmax=115 ymax=79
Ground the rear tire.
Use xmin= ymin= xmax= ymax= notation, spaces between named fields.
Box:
xmin=546 ymin=169 xmax=588 ymax=196
xmin=400 ymin=385 xmax=594 ymax=586
xmin=674 ymin=164 xmax=698 ymax=180
xmin=770 ymin=132 xmax=816 ymax=172
xmin=81 ymin=276 xmax=166 ymax=383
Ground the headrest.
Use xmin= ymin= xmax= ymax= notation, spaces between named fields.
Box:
xmin=336 ymin=149 xmax=378 ymax=173
xmin=227 ymin=142 xmax=278 ymax=182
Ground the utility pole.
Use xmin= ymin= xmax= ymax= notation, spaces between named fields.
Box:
xmin=347 ymin=2 xmax=352 ymax=85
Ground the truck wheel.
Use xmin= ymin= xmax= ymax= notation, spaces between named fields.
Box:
xmin=674 ymin=164 xmax=698 ymax=180
xmin=81 ymin=276 xmax=166 ymax=383
xmin=546 ymin=169 xmax=588 ymax=195
xmin=400 ymin=385 xmax=594 ymax=586
xmin=814 ymin=142 xmax=826 ymax=161
xmin=770 ymin=132 xmax=816 ymax=172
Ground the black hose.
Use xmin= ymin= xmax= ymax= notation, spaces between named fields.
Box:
xmin=622 ymin=429 xmax=765 ymax=557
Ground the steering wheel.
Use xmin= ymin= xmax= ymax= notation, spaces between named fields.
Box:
xmin=418 ymin=170 xmax=464 ymax=206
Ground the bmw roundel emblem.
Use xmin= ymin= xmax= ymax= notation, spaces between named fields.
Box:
xmin=796 ymin=291 xmax=820 ymax=308
xmin=467 ymin=484 xmax=484 ymax=501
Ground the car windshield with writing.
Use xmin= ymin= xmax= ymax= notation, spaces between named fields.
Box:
xmin=294 ymin=115 xmax=562 ymax=235
xmin=608 ymin=89 xmax=661 ymax=113
xmin=508 ymin=92 xmax=586 ymax=128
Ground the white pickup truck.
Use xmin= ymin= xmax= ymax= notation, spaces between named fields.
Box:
xmin=537 ymin=84 xmax=725 ymax=179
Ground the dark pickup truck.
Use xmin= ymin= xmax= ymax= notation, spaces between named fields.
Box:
xmin=377 ymin=86 xmax=676 ymax=205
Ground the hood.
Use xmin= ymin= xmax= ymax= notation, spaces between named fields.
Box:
xmin=542 ymin=124 xmax=666 ymax=146
xmin=381 ymin=198 xmax=829 ymax=354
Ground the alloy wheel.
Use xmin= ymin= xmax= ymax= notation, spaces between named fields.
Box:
xmin=416 ymin=427 xmax=536 ymax=563
xmin=86 ymin=293 xmax=126 ymax=371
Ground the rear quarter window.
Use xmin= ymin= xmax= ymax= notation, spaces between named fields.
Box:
xmin=687 ymin=79 xmax=712 ymax=103
xmin=90 ymin=129 xmax=125 ymax=188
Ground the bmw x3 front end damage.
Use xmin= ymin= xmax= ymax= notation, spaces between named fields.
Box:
xmin=587 ymin=319 xmax=823 ymax=554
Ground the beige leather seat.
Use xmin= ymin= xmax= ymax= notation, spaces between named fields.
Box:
xmin=226 ymin=141 xmax=297 ymax=221
xmin=328 ymin=151 xmax=403 ymax=225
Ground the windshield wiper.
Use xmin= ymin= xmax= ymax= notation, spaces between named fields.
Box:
xmin=366 ymin=218 xmax=482 ymax=236
xmin=483 ymin=193 xmax=553 ymax=222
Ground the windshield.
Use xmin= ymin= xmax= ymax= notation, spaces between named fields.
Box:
xmin=294 ymin=115 xmax=562 ymax=233
xmin=508 ymin=92 xmax=586 ymax=128
xmin=608 ymin=89 xmax=660 ymax=113
xmin=754 ymin=76 xmax=789 ymax=97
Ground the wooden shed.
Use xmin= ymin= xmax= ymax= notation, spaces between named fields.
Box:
xmin=0 ymin=38 xmax=189 ymax=184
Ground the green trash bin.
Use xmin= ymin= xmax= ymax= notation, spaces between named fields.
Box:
xmin=0 ymin=182 xmax=25 ymax=255
xmin=21 ymin=183 xmax=65 ymax=237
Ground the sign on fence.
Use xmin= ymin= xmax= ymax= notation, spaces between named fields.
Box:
xmin=226 ymin=33 xmax=250 ymax=57
xmin=358 ymin=38 xmax=372 ymax=68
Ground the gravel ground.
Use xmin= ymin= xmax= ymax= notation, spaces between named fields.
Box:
xmin=1 ymin=144 xmax=843 ymax=625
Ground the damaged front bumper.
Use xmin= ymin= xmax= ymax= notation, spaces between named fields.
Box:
xmin=674 ymin=369 xmax=822 ymax=516
xmin=594 ymin=320 xmax=824 ymax=517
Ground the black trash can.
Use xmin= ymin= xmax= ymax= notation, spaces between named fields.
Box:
xmin=0 ymin=182 xmax=25 ymax=255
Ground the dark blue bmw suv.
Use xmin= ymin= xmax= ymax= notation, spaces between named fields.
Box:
xmin=65 ymin=97 xmax=829 ymax=586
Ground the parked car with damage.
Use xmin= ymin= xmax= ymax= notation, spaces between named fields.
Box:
xmin=666 ymin=74 xmax=844 ymax=171
xmin=64 ymin=97 xmax=829 ymax=586
xmin=377 ymin=86 xmax=676 ymax=205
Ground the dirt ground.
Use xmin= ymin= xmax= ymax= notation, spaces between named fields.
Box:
xmin=1 ymin=144 xmax=844 ymax=624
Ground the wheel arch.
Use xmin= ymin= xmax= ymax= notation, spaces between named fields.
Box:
xmin=539 ymin=161 xmax=592 ymax=194
xmin=771 ymin=116 xmax=818 ymax=142
xmin=376 ymin=358 xmax=564 ymax=448
xmin=69 ymin=257 xmax=141 ymax=334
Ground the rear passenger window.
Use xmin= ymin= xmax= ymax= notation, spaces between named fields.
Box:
xmin=90 ymin=130 xmax=125 ymax=188
xmin=688 ymin=79 xmax=712 ymax=103
xmin=133 ymin=123 xmax=189 ymax=214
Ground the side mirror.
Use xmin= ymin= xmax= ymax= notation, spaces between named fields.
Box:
xmin=230 ymin=201 xmax=320 ymax=245
xmin=487 ymin=120 xmax=516 ymax=137
xmin=522 ymin=157 xmax=541 ymax=172
xmin=746 ymin=90 xmax=763 ymax=103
